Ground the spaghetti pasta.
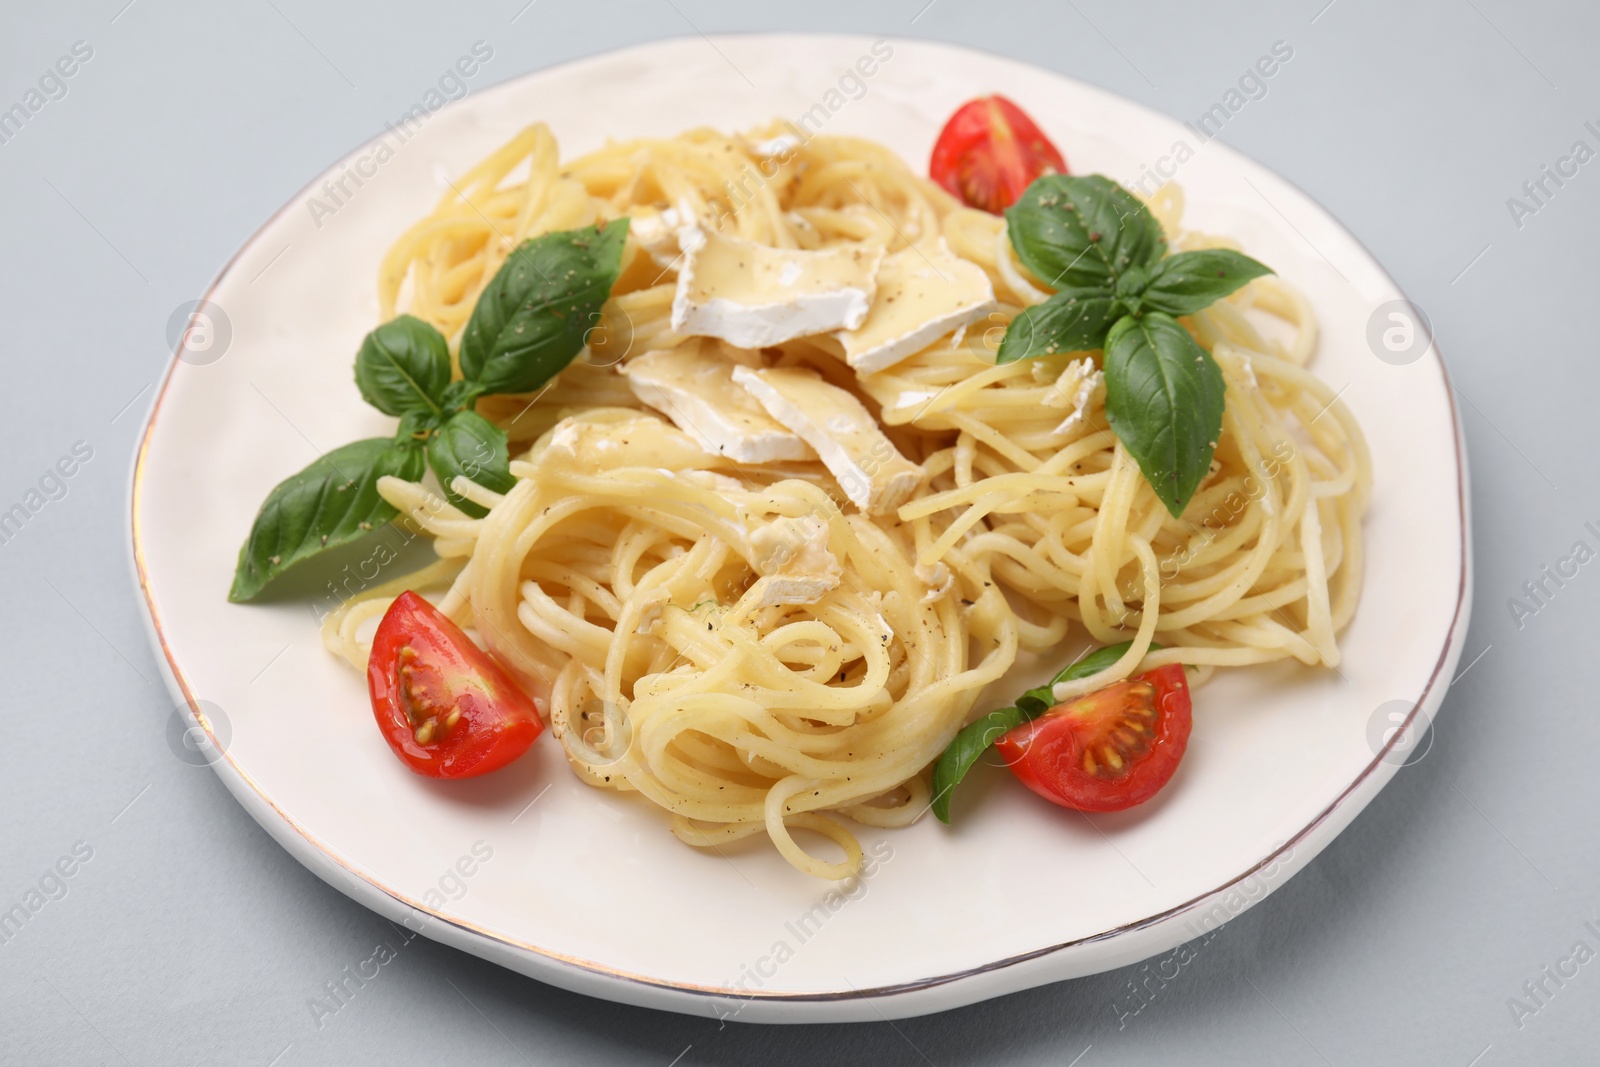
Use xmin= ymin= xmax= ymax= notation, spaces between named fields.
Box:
xmin=324 ymin=121 xmax=1370 ymax=878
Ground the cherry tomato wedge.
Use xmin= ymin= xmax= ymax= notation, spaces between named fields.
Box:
xmin=995 ymin=664 xmax=1191 ymax=812
xmin=929 ymin=95 xmax=1068 ymax=214
xmin=368 ymin=591 xmax=543 ymax=778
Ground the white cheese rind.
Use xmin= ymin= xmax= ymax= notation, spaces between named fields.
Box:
xmin=731 ymin=365 xmax=923 ymax=515
xmin=836 ymin=240 xmax=997 ymax=375
xmin=621 ymin=346 xmax=815 ymax=464
xmin=671 ymin=224 xmax=884 ymax=347
xmin=627 ymin=207 xmax=684 ymax=270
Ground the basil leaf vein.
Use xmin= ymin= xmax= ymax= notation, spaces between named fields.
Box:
xmin=228 ymin=438 xmax=425 ymax=602
xmin=426 ymin=410 xmax=516 ymax=519
xmin=459 ymin=220 xmax=629 ymax=395
xmin=353 ymin=314 xmax=451 ymax=417
xmin=1103 ymin=312 xmax=1226 ymax=518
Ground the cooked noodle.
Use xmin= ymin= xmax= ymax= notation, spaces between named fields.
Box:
xmin=324 ymin=122 xmax=1371 ymax=878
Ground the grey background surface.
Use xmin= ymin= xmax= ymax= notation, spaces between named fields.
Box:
xmin=1 ymin=1 xmax=1595 ymax=1064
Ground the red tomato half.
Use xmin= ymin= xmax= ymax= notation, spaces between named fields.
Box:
xmin=995 ymin=664 xmax=1191 ymax=812
xmin=368 ymin=591 xmax=543 ymax=779
xmin=929 ymin=95 xmax=1068 ymax=214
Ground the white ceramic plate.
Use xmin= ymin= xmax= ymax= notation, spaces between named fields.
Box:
xmin=129 ymin=34 xmax=1471 ymax=1022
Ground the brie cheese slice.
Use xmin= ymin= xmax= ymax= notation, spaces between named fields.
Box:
xmin=836 ymin=240 xmax=997 ymax=375
xmin=731 ymin=366 xmax=923 ymax=514
xmin=535 ymin=410 xmax=716 ymax=473
xmin=746 ymin=513 xmax=843 ymax=607
xmin=622 ymin=344 xmax=815 ymax=464
xmin=671 ymin=223 xmax=884 ymax=347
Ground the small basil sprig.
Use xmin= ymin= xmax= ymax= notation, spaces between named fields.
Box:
xmin=931 ymin=641 xmax=1156 ymax=824
xmin=229 ymin=220 xmax=629 ymax=602
xmin=997 ymin=175 xmax=1271 ymax=517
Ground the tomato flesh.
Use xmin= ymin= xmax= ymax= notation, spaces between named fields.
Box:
xmin=368 ymin=591 xmax=543 ymax=778
xmin=929 ymin=95 xmax=1068 ymax=214
xmin=995 ymin=664 xmax=1191 ymax=812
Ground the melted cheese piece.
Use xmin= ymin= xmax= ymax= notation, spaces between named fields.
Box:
xmin=915 ymin=559 xmax=954 ymax=604
xmin=621 ymin=345 xmax=815 ymax=464
xmin=1047 ymin=357 xmax=1105 ymax=436
xmin=533 ymin=409 xmax=717 ymax=472
xmin=836 ymin=240 xmax=997 ymax=375
xmin=745 ymin=513 xmax=843 ymax=607
xmin=731 ymin=366 xmax=923 ymax=515
xmin=671 ymin=224 xmax=884 ymax=347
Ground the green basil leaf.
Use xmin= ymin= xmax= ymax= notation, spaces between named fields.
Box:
xmin=1138 ymin=249 xmax=1273 ymax=318
xmin=931 ymin=640 xmax=1157 ymax=823
xmin=1004 ymin=175 xmax=1166 ymax=292
xmin=1104 ymin=312 xmax=1226 ymax=518
xmin=426 ymin=410 xmax=516 ymax=518
xmin=930 ymin=706 xmax=1028 ymax=824
xmin=353 ymin=314 xmax=451 ymax=417
xmin=995 ymin=288 xmax=1121 ymax=364
xmin=228 ymin=438 xmax=424 ymax=602
xmin=459 ymin=220 xmax=629 ymax=395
